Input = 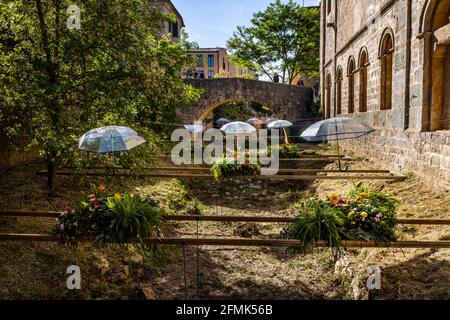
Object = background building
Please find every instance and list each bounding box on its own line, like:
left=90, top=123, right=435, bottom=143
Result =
left=320, top=0, right=450, bottom=188
left=152, top=0, right=185, bottom=42
left=186, top=48, right=253, bottom=79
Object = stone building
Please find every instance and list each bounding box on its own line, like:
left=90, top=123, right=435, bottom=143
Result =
left=186, top=48, right=253, bottom=79
left=320, top=0, right=450, bottom=188
left=151, top=0, right=185, bottom=42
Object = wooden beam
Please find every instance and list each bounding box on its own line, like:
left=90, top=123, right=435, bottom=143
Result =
left=0, top=233, right=450, bottom=248
left=143, top=167, right=391, bottom=174
left=1, top=211, right=450, bottom=226
left=36, top=171, right=404, bottom=180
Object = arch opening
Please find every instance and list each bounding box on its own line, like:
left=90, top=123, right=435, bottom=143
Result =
left=358, top=48, right=369, bottom=113
left=325, top=72, right=332, bottom=119
left=347, top=57, right=356, bottom=114
left=198, top=98, right=273, bottom=128
left=336, top=67, right=343, bottom=115
left=422, top=0, right=450, bottom=131
left=380, top=30, right=394, bottom=111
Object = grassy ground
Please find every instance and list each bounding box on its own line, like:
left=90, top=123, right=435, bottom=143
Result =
left=0, top=148, right=449, bottom=300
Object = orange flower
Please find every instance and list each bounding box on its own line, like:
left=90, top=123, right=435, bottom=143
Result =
left=329, top=194, right=340, bottom=205
left=97, top=185, right=106, bottom=192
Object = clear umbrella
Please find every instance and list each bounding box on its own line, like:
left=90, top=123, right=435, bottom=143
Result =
left=246, top=118, right=264, bottom=127
left=183, top=124, right=205, bottom=133
left=78, top=126, right=146, bottom=175
left=300, top=117, right=374, bottom=171
left=267, top=120, right=293, bottom=145
left=215, top=118, right=231, bottom=125
left=78, top=126, right=146, bottom=153
left=220, top=121, right=257, bottom=134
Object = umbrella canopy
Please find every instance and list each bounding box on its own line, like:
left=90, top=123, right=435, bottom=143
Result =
left=183, top=124, right=205, bottom=133
left=246, top=118, right=264, bottom=126
left=215, top=118, right=231, bottom=124
left=78, top=126, right=146, bottom=153
left=267, top=120, right=293, bottom=129
left=300, top=117, right=374, bottom=142
left=263, top=117, right=279, bottom=124
left=220, top=121, right=257, bottom=134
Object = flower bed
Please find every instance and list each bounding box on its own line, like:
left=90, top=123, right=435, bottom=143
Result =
left=54, top=185, right=165, bottom=244
left=211, top=153, right=261, bottom=182
left=283, top=185, right=399, bottom=257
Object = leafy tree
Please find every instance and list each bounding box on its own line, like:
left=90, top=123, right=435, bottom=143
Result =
left=227, top=1, right=320, bottom=84
left=0, top=0, right=200, bottom=188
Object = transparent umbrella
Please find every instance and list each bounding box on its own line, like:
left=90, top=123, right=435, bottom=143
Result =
left=78, top=126, right=146, bottom=175
left=246, top=118, right=264, bottom=127
left=183, top=124, right=205, bottom=133
left=300, top=117, right=374, bottom=171
left=220, top=121, right=257, bottom=134
left=78, top=126, right=146, bottom=153
left=267, top=120, right=293, bottom=145
left=215, top=118, right=231, bottom=125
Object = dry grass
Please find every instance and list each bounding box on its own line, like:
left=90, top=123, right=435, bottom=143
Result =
left=0, top=149, right=449, bottom=300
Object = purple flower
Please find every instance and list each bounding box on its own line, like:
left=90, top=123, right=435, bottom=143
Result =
left=70, top=209, right=76, bottom=215
left=374, top=213, right=383, bottom=223
left=73, top=221, right=79, bottom=228
left=59, top=223, right=65, bottom=232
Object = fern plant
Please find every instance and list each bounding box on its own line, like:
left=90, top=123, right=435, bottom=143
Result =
left=282, top=198, right=346, bottom=259
left=106, top=195, right=164, bottom=243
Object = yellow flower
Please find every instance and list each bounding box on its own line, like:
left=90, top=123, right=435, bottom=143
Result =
left=361, top=192, right=370, bottom=198
left=114, top=193, right=122, bottom=199
left=348, top=211, right=355, bottom=220
left=329, top=194, right=340, bottom=205
left=361, top=212, right=368, bottom=221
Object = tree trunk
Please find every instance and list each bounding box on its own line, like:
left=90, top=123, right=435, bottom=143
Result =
left=47, top=160, right=57, bottom=190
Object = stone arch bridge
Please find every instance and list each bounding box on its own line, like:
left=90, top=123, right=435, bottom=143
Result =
left=177, top=78, right=318, bottom=124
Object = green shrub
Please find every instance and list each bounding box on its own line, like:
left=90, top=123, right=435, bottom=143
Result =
left=210, top=155, right=260, bottom=182
left=282, top=198, right=345, bottom=258
left=268, top=144, right=303, bottom=158
left=106, top=195, right=164, bottom=243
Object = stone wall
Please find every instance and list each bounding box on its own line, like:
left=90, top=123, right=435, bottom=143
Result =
left=320, top=0, right=450, bottom=188
left=342, top=130, right=450, bottom=189
left=179, top=78, right=316, bottom=124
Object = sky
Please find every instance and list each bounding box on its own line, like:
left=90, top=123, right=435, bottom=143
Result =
left=171, top=0, right=321, bottom=48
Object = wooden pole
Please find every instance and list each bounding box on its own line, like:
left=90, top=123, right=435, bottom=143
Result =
left=0, top=233, right=450, bottom=249
left=1, top=211, right=450, bottom=226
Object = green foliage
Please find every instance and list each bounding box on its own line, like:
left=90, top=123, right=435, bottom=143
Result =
left=211, top=155, right=261, bottom=182
left=282, top=198, right=345, bottom=258
left=283, top=186, right=400, bottom=257
left=0, top=1, right=201, bottom=186
left=268, top=143, right=302, bottom=158
left=107, top=195, right=164, bottom=243
left=227, top=1, right=320, bottom=83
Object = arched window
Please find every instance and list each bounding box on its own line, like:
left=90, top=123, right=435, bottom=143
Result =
left=336, top=67, right=343, bottom=114
left=347, top=57, right=356, bottom=114
left=325, top=72, right=332, bottom=119
left=358, top=48, right=369, bottom=113
left=379, top=29, right=394, bottom=110
left=421, top=0, right=450, bottom=131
